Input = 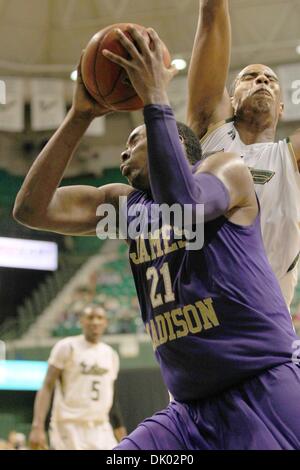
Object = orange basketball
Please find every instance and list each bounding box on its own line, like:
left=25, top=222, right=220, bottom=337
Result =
left=81, top=23, right=171, bottom=111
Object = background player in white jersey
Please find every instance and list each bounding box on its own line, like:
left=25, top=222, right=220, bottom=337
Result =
left=28, top=305, right=127, bottom=450
left=187, top=0, right=300, bottom=307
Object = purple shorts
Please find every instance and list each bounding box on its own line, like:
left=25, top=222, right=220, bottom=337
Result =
left=115, top=363, right=300, bottom=450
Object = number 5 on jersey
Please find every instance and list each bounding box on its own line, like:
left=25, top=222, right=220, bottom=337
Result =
left=91, top=380, right=101, bottom=401
left=146, top=262, right=175, bottom=308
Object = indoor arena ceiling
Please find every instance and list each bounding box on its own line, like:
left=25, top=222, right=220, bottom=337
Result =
left=0, top=0, right=299, bottom=77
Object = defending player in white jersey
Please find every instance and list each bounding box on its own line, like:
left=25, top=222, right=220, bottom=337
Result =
left=187, top=0, right=300, bottom=307
left=29, top=305, right=127, bottom=450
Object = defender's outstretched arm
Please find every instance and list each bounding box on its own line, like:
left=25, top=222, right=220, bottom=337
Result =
left=187, top=0, right=233, bottom=138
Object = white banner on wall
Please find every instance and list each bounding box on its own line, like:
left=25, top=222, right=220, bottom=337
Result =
left=31, top=78, right=66, bottom=130
left=0, top=77, right=24, bottom=131
left=0, top=80, right=6, bottom=104
left=271, top=64, right=300, bottom=122
left=0, top=237, right=58, bottom=271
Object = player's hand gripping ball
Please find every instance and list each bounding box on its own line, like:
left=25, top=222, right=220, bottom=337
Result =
left=81, top=23, right=171, bottom=111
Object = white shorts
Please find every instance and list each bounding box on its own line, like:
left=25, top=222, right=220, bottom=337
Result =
left=279, top=264, right=298, bottom=310
left=49, top=420, right=117, bottom=450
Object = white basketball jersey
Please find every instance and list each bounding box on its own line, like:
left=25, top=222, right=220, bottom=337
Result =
left=201, top=119, right=300, bottom=304
left=48, top=335, right=119, bottom=424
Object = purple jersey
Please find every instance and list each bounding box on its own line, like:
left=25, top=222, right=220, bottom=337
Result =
left=124, top=190, right=298, bottom=402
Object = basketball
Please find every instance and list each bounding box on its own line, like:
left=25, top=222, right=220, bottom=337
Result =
left=81, top=23, right=171, bottom=111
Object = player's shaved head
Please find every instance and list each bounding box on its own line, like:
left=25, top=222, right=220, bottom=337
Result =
left=81, top=304, right=107, bottom=318
left=80, top=304, right=108, bottom=343
left=237, top=64, right=278, bottom=86
left=231, top=64, right=280, bottom=96
left=230, top=63, right=284, bottom=127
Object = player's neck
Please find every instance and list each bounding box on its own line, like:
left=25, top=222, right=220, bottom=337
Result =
left=84, top=335, right=101, bottom=345
left=235, top=119, right=276, bottom=145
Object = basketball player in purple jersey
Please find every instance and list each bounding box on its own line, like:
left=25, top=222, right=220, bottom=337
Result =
left=14, top=27, right=300, bottom=449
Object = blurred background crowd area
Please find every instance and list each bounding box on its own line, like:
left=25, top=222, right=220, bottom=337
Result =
left=52, top=245, right=143, bottom=338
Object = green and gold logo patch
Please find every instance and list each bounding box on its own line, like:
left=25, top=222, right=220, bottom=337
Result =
left=248, top=168, right=275, bottom=185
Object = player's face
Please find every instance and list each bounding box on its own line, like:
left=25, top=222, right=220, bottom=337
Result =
left=232, top=64, right=284, bottom=120
left=120, top=125, right=150, bottom=191
left=81, top=307, right=108, bottom=343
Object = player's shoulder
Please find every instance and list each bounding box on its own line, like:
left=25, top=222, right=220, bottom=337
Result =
left=98, top=341, right=117, bottom=352
left=198, top=151, right=254, bottom=208
left=52, top=335, right=82, bottom=350
left=122, top=188, right=153, bottom=213
left=100, top=183, right=134, bottom=198
left=98, top=341, right=119, bottom=358
left=246, top=137, right=289, bottom=151
left=244, top=138, right=293, bottom=167
left=273, top=137, right=293, bottom=155
left=197, top=151, right=245, bottom=175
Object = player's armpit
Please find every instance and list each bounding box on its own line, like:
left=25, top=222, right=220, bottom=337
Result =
left=188, top=90, right=233, bottom=140
left=14, top=183, right=133, bottom=236
left=187, top=0, right=233, bottom=138
left=288, top=133, right=300, bottom=172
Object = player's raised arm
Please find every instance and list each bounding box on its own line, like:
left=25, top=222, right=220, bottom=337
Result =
left=187, top=0, right=233, bottom=138
left=13, top=56, right=132, bottom=236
